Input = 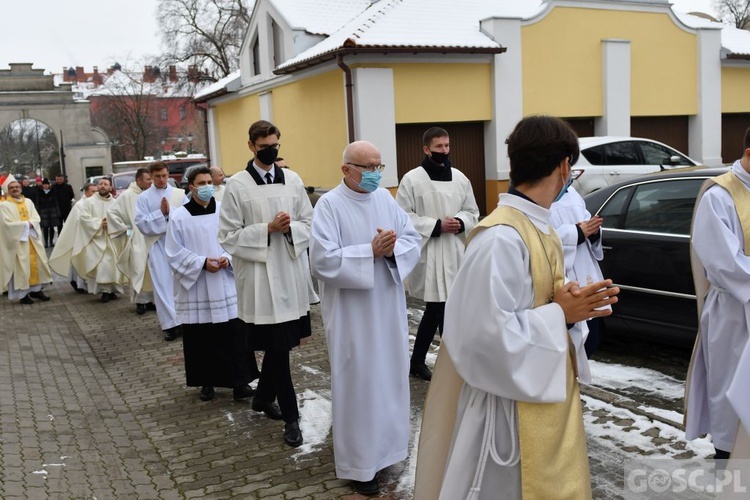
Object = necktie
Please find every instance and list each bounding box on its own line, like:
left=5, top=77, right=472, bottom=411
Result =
left=265, top=172, right=273, bottom=185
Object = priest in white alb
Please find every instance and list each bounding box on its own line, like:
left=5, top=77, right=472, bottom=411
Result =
left=0, top=179, right=53, bottom=304
left=685, top=126, right=750, bottom=461
left=108, top=168, right=154, bottom=315
left=414, top=116, right=620, bottom=500
left=166, top=166, right=258, bottom=402
left=134, top=162, right=186, bottom=340
left=67, top=182, right=98, bottom=293
left=309, top=140, right=421, bottom=497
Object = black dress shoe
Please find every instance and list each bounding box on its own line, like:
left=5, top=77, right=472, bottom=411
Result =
left=410, top=362, right=433, bottom=381
left=19, top=295, right=34, bottom=305
left=284, top=420, right=303, bottom=447
left=199, top=386, right=215, bottom=401
left=163, top=328, right=177, bottom=341
left=75, top=287, right=87, bottom=294
left=146, top=302, right=157, bottom=311
left=29, top=291, right=51, bottom=302
left=108, top=292, right=118, bottom=300
left=251, top=398, right=284, bottom=420
left=100, top=293, right=111, bottom=303
left=70, top=281, right=79, bottom=292
left=352, top=478, right=379, bottom=496
left=136, top=303, right=146, bottom=315
left=232, top=385, right=255, bottom=400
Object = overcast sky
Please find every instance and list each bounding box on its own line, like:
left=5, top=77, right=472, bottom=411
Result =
left=2, top=0, right=720, bottom=75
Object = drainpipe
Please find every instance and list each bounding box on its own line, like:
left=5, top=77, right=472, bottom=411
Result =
left=337, top=54, right=355, bottom=143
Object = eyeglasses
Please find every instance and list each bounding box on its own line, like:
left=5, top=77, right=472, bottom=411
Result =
left=255, top=143, right=281, bottom=151
left=347, top=162, right=385, bottom=173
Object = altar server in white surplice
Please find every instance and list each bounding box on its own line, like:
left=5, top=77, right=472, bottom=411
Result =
left=310, top=141, right=421, bottom=497
left=685, top=127, right=750, bottom=460
left=166, top=166, right=259, bottom=403
left=414, top=116, right=620, bottom=500
left=134, top=162, right=186, bottom=341
left=218, top=120, right=311, bottom=449
left=108, top=168, right=154, bottom=315
left=395, top=126, right=479, bottom=381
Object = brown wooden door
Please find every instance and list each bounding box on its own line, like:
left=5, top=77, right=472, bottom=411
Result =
left=721, top=113, right=750, bottom=164
left=631, top=116, right=689, bottom=154
left=564, top=117, right=596, bottom=138
left=396, top=121, right=487, bottom=215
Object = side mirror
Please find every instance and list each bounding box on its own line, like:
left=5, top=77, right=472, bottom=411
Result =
left=668, top=155, right=681, bottom=166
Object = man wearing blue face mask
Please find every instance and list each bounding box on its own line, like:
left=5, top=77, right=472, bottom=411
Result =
left=396, top=127, right=480, bottom=381
left=218, top=120, right=313, bottom=448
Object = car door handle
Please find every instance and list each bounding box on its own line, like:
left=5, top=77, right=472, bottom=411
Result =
left=602, top=245, right=612, bottom=251
left=608, top=172, right=620, bottom=175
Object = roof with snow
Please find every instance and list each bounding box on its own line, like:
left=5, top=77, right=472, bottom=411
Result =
left=193, top=70, right=241, bottom=102
left=677, top=11, right=750, bottom=58
left=272, top=0, right=374, bottom=35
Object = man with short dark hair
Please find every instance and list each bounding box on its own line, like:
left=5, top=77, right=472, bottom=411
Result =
left=166, top=166, right=259, bottom=402
left=396, top=126, right=479, bottom=381
left=135, top=162, right=186, bottom=340
left=685, top=126, right=750, bottom=460
left=219, top=120, right=312, bottom=448
left=52, top=174, right=75, bottom=235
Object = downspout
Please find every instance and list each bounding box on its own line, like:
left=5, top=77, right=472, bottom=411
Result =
left=337, top=54, right=355, bottom=143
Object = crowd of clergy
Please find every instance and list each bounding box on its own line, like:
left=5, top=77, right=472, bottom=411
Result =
left=0, top=116, right=748, bottom=499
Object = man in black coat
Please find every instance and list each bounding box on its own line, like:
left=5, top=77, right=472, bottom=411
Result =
left=52, top=174, right=75, bottom=235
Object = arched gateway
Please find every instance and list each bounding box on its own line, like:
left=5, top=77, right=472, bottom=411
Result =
left=0, top=63, right=111, bottom=192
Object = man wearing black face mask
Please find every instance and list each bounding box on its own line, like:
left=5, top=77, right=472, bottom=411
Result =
left=395, top=127, right=480, bottom=381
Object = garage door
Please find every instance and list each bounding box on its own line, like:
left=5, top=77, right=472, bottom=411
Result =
left=564, top=117, right=595, bottom=138
left=631, top=116, right=689, bottom=154
left=396, top=121, right=487, bottom=215
left=721, top=113, right=750, bottom=164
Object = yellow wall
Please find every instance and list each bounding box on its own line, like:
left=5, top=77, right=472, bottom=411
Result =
left=214, top=95, right=261, bottom=175
left=389, top=63, right=492, bottom=123
left=722, top=66, right=750, bottom=113
left=522, top=8, right=697, bottom=117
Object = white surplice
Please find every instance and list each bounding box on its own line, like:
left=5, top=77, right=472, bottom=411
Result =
left=309, top=180, right=421, bottom=481
left=134, top=184, right=186, bottom=331
left=436, top=194, right=590, bottom=500
left=685, top=161, right=750, bottom=452
left=395, top=166, right=478, bottom=302
left=217, top=168, right=312, bottom=325
left=107, top=182, right=153, bottom=303
left=165, top=201, right=237, bottom=325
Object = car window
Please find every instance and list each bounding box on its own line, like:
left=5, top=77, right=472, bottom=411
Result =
left=598, top=187, right=633, bottom=229
left=638, top=142, right=692, bottom=166
left=581, top=145, right=605, bottom=165
left=604, top=142, right=641, bottom=165
left=114, top=175, right=134, bottom=191
left=623, top=179, right=705, bottom=235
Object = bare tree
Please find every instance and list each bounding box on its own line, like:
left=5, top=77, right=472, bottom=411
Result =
left=716, top=0, right=750, bottom=29
left=158, top=0, right=253, bottom=82
left=0, top=119, right=59, bottom=177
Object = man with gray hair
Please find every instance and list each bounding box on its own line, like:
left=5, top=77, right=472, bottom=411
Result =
left=310, top=140, right=421, bottom=496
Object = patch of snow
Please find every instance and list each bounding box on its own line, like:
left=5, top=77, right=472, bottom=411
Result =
left=293, top=389, right=333, bottom=459
left=638, top=406, right=685, bottom=426
left=299, top=364, right=324, bottom=376
left=42, top=463, right=65, bottom=467
left=395, top=410, right=422, bottom=496
left=32, top=470, right=48, bottom=475
left=588, top=360, right=685, bottom=401
left=223, top=411, right=235, bottom=425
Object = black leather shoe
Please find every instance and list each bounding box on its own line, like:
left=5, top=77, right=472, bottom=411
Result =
left=410, top=362, right=433, bottom=381
left=108, top=293, right=117, bottom=300
left=232, top=385, right=255, bottom=400
left=146, top=302, right=157, bottom=311
left=70, top=281, right=79, bottom=292
left=100, top=293, right=110, bottom=303
left=29, top=291, right=51, bottom=302
left=136, top=303, right=146, bottom=315
left=75, top=286, right=87, bottom=294
left=199, top=386, right=215, bottom=401
left=163, top=328, right=177, bottom=341
left=352, top=478, right=379, bottom=496
left=284, top=420, right=303, bottom=447
left=251, top=398, right=284, bottom=420
left=19, top=295, right=34, bottom=305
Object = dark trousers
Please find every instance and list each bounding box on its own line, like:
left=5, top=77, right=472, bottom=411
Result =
left=411, top=302, right=446, bottom=365
left=42, top=226, right=55, bottom=247
left=255, top=350, right=299, bottom=423
left=584, top=317, right=603, bottom=359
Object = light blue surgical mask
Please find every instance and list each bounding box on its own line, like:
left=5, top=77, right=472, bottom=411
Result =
left=553, top=172, right=574, bottom=203
left=195, top=184, right=214, bottom=202
left=358, top=170, right=381, bottom=193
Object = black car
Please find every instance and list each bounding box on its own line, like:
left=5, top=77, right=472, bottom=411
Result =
left=583, top=166, right=730, bottom=343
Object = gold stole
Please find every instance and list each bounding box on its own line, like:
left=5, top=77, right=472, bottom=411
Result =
left=471, top=206, right=591, bottom=500
left=712, top=172, right=750, bottom=254
left=10, top=197, right=40, bottom=286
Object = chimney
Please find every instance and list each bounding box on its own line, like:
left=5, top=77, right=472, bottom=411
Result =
left=63, top=67, right=68, bottom=82
left=144, top=65, right=155, bottom=83
left=92, top=66, right=103, bottom=85
left=188, top=64, right=198, bottom=82
left=169, top=65, right=177, bottom=82
left=75, top=66, right=84, bottom=82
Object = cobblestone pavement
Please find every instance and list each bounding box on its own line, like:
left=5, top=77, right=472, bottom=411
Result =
left=0, top=279, right=711, bottom=499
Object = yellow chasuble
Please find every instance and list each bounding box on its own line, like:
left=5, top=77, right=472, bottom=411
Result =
left=415, top=205, right=591, bottom=500
left=0, top=196, right=52, bottom=291
left=10, top=197, right=40, bottom=286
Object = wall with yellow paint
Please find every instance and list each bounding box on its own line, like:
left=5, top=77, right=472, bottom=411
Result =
left=389, top=63, right=492, bottom=123
left=522, top=7, right=697, bottom=117
left=722, top=66, right=750, bottom=113
left=214, top=95, right=260, bottom=175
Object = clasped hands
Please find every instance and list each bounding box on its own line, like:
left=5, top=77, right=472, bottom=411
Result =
left=205, top=256, right=230, bottom=273
left=372, top=228, right=396, bottom=259
left=553, top=279, right=620, bottom=324
left=440, top=216, right=461, bottom=234
left=268, top=211, right=291, bottom=234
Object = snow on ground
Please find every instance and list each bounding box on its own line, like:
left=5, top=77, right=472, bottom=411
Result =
left=293, top=389, right=333, bottom=460
left=637, top=405, right=684, bottom=426
left=588, top=359, right=685, bottom=401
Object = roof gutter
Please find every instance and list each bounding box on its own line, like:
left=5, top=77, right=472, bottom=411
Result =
left=274, top=46, right=506, bottom=75
left=336, top=54, right=356, bottom=143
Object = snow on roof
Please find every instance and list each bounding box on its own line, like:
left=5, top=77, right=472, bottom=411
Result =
left=193, top=70, right=241, bottom=100
left=673, top=11, right=750, bottom=58
left=272, top=0, right=373, bottom=35
left=277, top=0, right=544, bottom=71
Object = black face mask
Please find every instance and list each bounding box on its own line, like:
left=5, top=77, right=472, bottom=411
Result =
left=255, top=147, right=278, bottom=166
left=429, top=151, right=449, bottom=165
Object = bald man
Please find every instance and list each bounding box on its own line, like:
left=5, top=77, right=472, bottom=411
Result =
left=210, top=166, right=225, bottom=202
left=309, top=141, right=421, bottom=496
